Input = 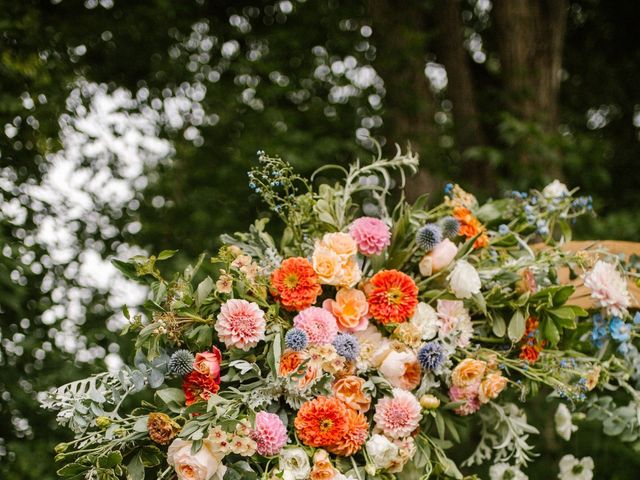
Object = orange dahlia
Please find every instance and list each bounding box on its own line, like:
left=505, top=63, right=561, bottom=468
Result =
left=367, top=270, right=418, bottom=325
left=453, top=206, right=488, bottom=249
left=294, top=396, right=349, bottom=447
left=326, top=407, right=368, bottom=456
left=271, top=257, right=322, bottom=311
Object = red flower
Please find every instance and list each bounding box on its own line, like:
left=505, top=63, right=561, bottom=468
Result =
left=367, top=270, right=418, bottom=325
left=271, top=257, right=322, bottom=311
left=182, top=371, right=220, bottom=405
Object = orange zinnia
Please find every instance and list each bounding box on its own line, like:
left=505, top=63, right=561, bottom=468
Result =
left=271, top=257, right=322, bottom=311
left=294, top=396, right=349, bottom=447
left=453, top=206, right=488, bottom=249
left=327, top=407, right=368, bottom=456
left=367, top=270, right=418, bottom=325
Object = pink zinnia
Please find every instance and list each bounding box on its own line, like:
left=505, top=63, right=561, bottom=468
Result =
left=251, top=411, right=288, bottom=456
left=584, top=260, right=630, bottom=317
left=373, top=388, right=422, bottom=438
left=216, top=299, right=266, bottom=351
left=293, top=307, right=338, bottom=345
left=449, top=385, right=481, bottom=416
left=349, top=217, right=391, bottom=256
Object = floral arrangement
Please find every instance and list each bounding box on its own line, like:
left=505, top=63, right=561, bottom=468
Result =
left=43, top=147, right=639, bottom=480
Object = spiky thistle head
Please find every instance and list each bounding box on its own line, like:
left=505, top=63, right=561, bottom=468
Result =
left=440, top=216, right=460, bottom=240
left=417, top=342, right=445, bottom=371
left=168, top=349, right=195, bottom=376
left=332, top=333, right=360, bottom=360
left=416, top=224, right=442, bottom=251
left=285, top=328, right=308, bottom=351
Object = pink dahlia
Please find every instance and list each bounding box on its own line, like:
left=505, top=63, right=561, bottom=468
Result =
left=251, top=411, right=288, bottom=456
left=584, top=260, right=630, bottom=317
left=373, top=388, right=422, bottom=438
left=449, top=385, right=481, bottom=416
left=293, top=307, right=338, bottom=345
left=349, top=217, right=391, bottom=256
left=216, top=299, right=266, bottom=351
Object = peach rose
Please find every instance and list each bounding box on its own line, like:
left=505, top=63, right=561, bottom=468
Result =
left=451, top=358, right=487, bottom=388
left=332, top=375, right=371, bottom=413
left=167, top=438, right=226, bottom=480
left=323, top=288, right=369, bottom=332
left=379, top=350, right=421, bottom=390
left=279, top=349, right=319, bottom=389
left=310, top=450, right=336, bottom=480
left=429, top=238, right=458, bottom=272
left=321, top=232, right=357, bottom=259
left=193, top=347, right=222, bottom=379
left=478, top=372, right=508, bottom=403
left=312, top=244, right=342, bottom=285
left=337, top=257, right=362, bottom=288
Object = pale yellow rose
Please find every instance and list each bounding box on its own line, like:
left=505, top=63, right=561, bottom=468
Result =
left=337, top=257, right=362, bottom=288
left=167, top=438, right=226, bottom=480
left=321, top=232, right=358, bottom=259
left=451, top=358, right=487, bottom=388
left=312, top=244, right=342, bottom=285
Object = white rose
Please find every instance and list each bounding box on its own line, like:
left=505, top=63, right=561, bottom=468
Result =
left=554, top=403, right=578, bottom=441
left=410, top=302, right=440, bottom=340
left=448, top=260, right=481, bottom=299
left=378, top=350, right=419, bottom=390
left=365, top=434, right=399, bottom=470
left=542, top=179, right=569, bottom=199
left=167, top=439, right=226, bottom=480
left=278, top=447, right=311, bottom=480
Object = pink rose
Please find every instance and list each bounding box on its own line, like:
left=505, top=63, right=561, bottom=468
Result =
left=429, top=239, right=458, bottom=272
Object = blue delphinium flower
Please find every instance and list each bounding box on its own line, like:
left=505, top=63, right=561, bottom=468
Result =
left=417, top=341, right=445, bottom=371
left=444, top=183, right=454, bottom=195
left=333, top=333, right=360, bottom=360
left=634, top=312, right=640, bottom=325
left=498, top=224, right=510, bottom=235
left=416, top=224, right=442, bottom=252
left=285, top=328, right=308, bottom=351
left=590, top=313, right=608, bottom=347
left=609, top=317, right=631, bottom=342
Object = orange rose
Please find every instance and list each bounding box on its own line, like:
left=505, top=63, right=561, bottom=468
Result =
left=321, top=232, right=357, bottom=259
left=279, top=349, right=318, bottom=389
left=310, top=450, right=336, bottom=480
left=332, top=375, right=371, bottom=413
left=478, top=372, right=508, bottom=403
left=451, top=358, right=487, bottom=388
left=323, top=288, right=369, bottom=331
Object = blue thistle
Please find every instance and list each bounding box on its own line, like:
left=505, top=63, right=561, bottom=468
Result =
left=168, top=350, right=195, bottom=376
left=416, top=224, right=442, bottom=251
left=417, top=342, right=445, bottom=371
left=440, top=216, right=460, bottom=239
left=285, top=328, right=308, bottom=351
left=333, top=333, right=360, bottom=360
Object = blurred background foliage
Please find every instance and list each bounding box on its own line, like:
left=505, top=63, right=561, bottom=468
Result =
left=1, top=0, right=639, bottom=478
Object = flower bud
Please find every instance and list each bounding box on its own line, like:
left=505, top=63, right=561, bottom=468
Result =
left=54, top=442, right=69, bottom=454
left=95, top=416, right=111, bottom=429
left=419, top=394, right=441, bottom=410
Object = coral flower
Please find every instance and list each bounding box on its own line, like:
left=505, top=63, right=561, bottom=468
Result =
left=193, top=347, right=222, bottom=380
left=451, top=359, right=487, bottom=388
left=327, top=407, right=368, bottom=456
left=294, top=396, right=349, bottom=447
left=332, top=375, right=371, bottom=413
left=271, top=257, right=322, bottom=311
left=453, top=206, right=488, bottom=249
left=373, top=388, right=422, bottom=438
left=367, top=270, right=419, bottom=325
left=323, top=288, right=369, bottom=332
left=278, top=349, right=319, bottom=389
left=183, top=371, right=220, bottom=406
left=449, top=385, right=481, bottom=416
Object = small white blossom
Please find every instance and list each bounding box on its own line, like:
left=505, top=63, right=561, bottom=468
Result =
left=558, top=455, right=594, bottom=480
left=410, top=302, right=440, bottom=340
left=278, top=447, right=311, bottom=480
left=554, top=404, right=578, bottom=441
left=490, top=463, right=528, bottom=480
left=542, top=179, right=570, bottom=199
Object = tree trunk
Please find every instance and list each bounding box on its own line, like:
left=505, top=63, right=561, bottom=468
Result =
left=434, top=0, right=485, bottom=149
left=493, top=0, right=568, bottom=129
left=368, top=0, right=438, bottom=198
